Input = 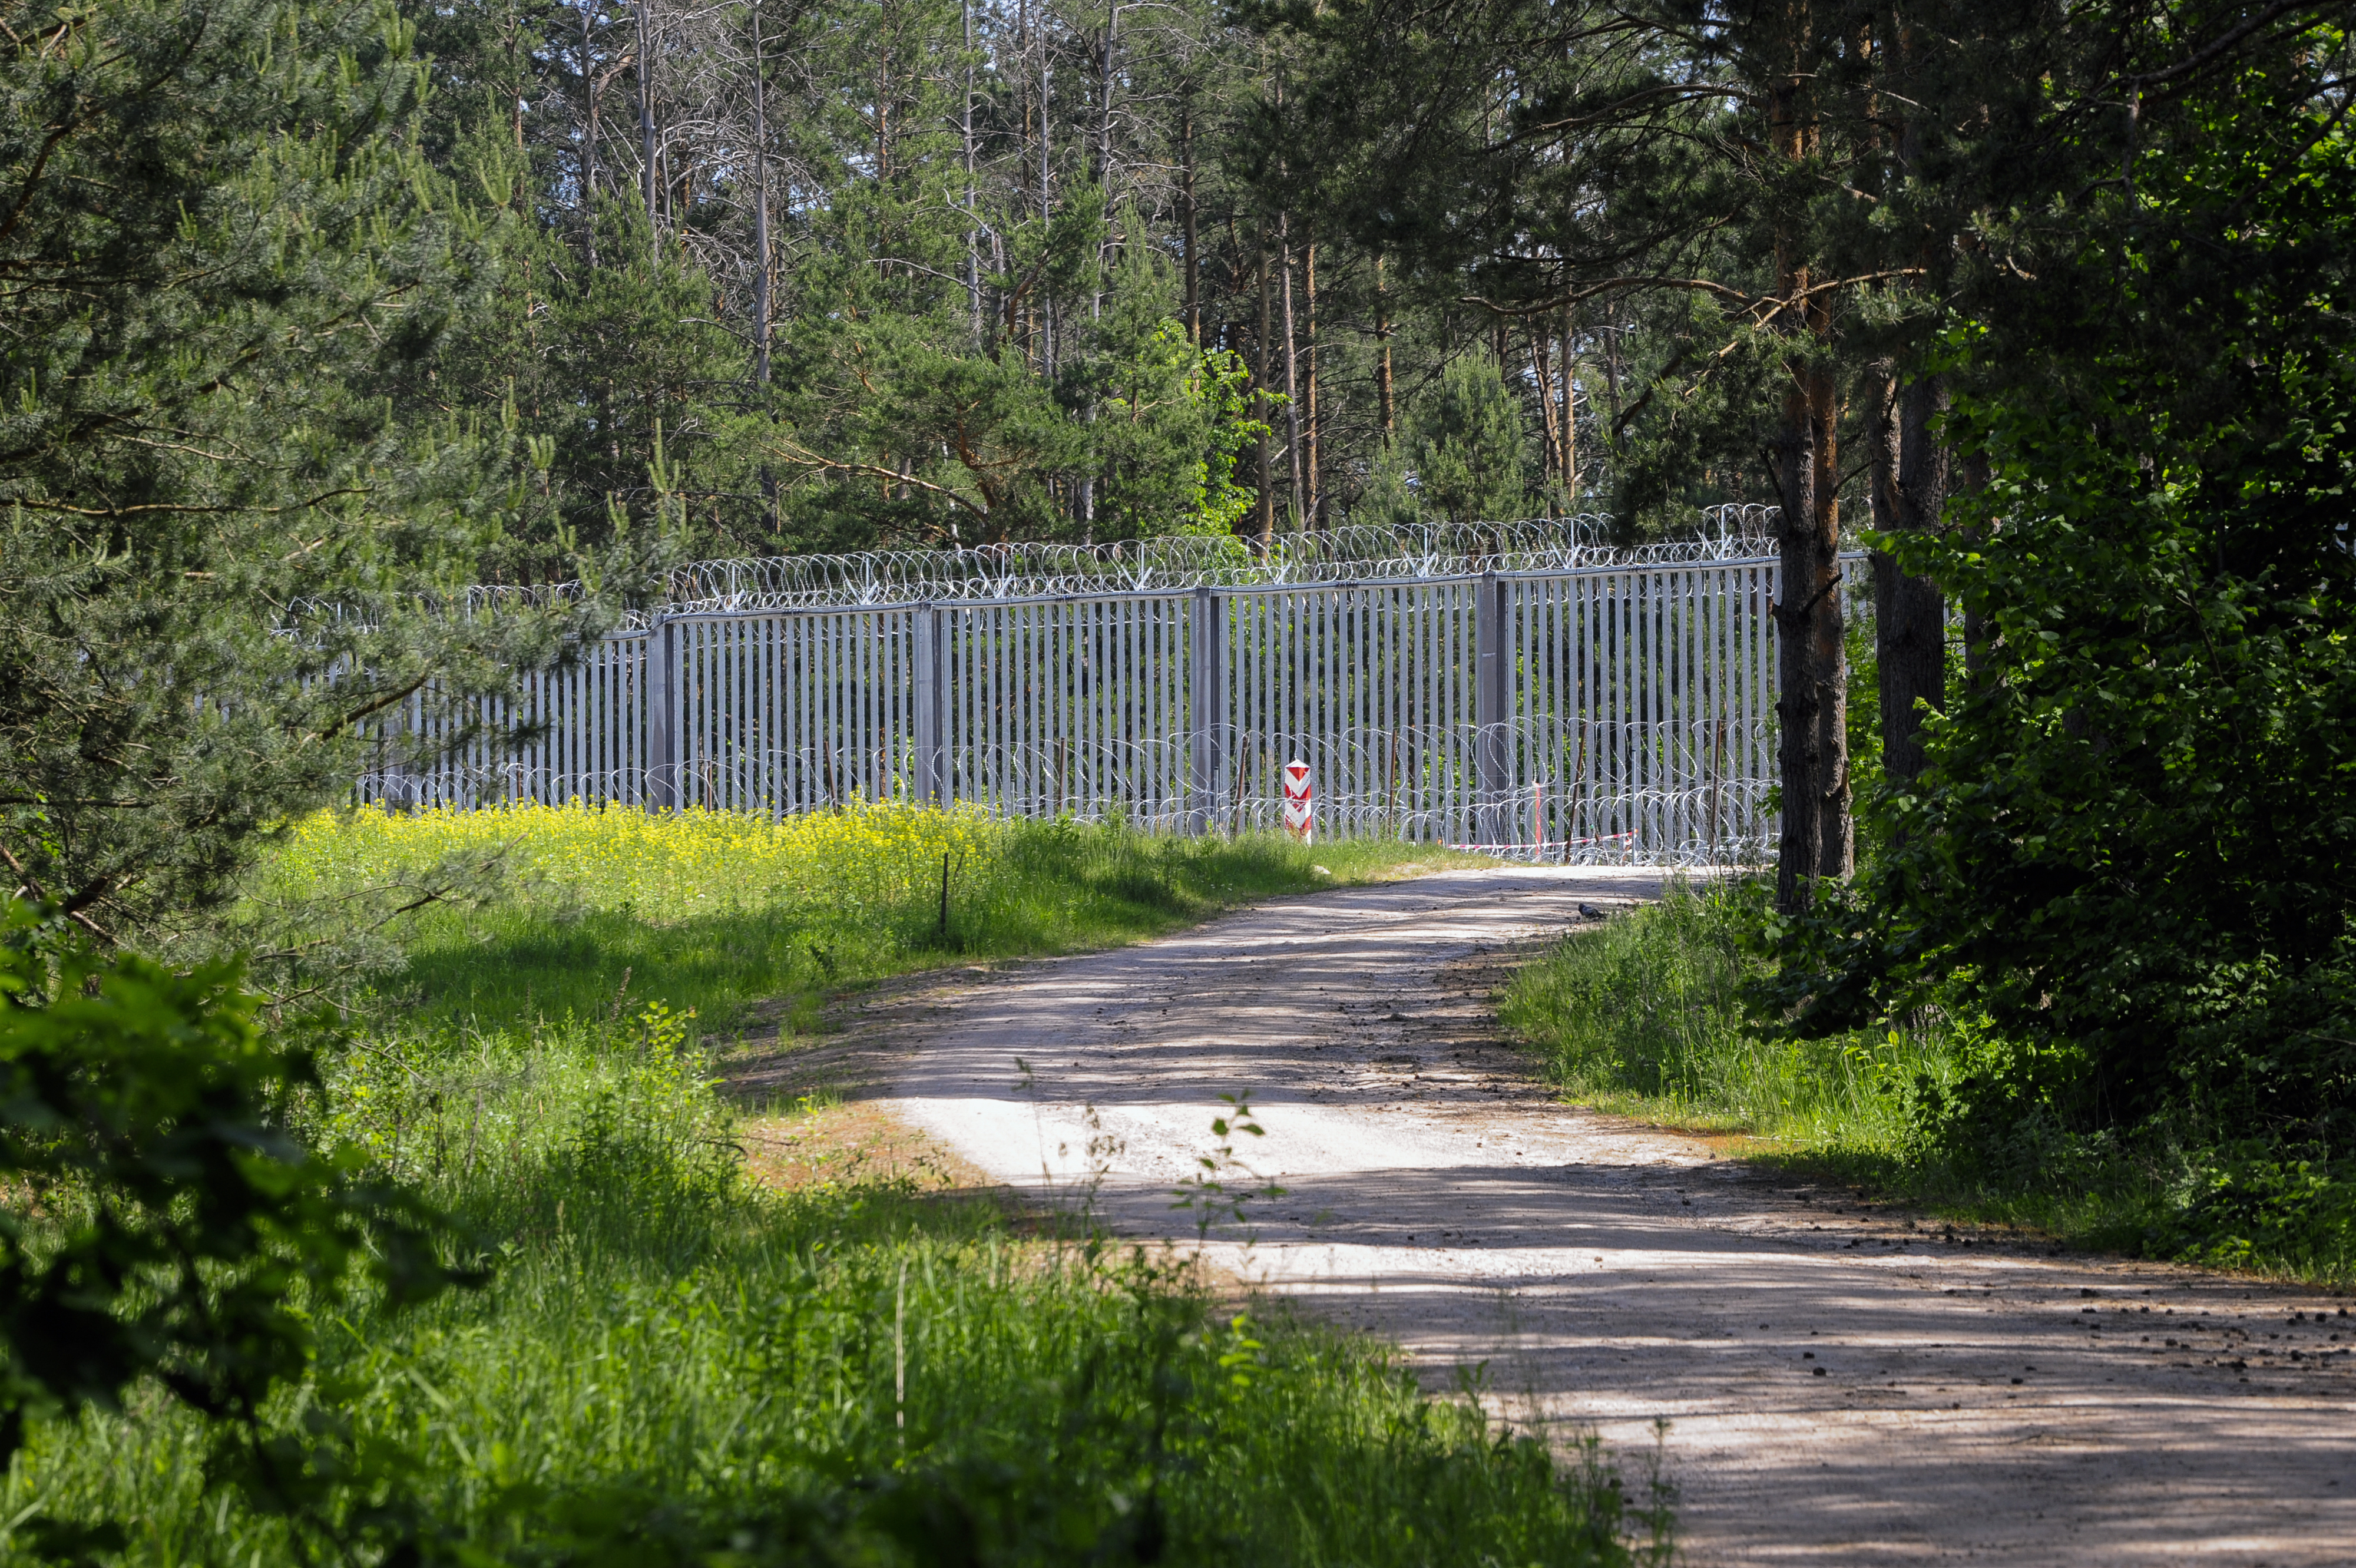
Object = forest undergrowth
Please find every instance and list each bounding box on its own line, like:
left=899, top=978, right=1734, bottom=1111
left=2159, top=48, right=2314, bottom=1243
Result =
left=6, top=808, right=1672, bottom=1565
left=1500, top=882, right=2356, bottom=1286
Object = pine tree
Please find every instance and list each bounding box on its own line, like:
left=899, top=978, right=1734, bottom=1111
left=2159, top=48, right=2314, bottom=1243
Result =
left=0, top=0, right=633, bottom=940
left=1267, top=0, right=1869, bottom=900
left=435, top=168, right=755, bottom=571
left=1407, top=354, right=1534, bottom=525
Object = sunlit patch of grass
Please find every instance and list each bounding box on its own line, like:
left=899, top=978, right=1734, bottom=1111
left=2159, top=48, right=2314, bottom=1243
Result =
left=1498, top=881, right=2356, bottom=1285
left=1497, top=880, right=1960, bottom=1152
left=6, top=979, right=1668, bottom=1566
left=0, top=809, right=1667, bottom=1562
left=266, top=802, right=1477, bottom=1040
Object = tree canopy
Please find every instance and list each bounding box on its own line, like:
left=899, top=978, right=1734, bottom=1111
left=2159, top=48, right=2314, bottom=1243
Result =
left=1764, top=18, right=2356, bottom=1155
left=0, top=0, right=652, bottom=942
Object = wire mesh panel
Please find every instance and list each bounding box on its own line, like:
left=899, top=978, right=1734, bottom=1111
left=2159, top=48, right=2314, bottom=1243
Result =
left=667, top=608, right=923, bottom=811
left=358, top=552, right=1811, bottom=866
left=358, top=631, right=651, bottom=809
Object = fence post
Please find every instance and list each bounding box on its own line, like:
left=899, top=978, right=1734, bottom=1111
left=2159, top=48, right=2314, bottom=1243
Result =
left=914, top=604, right=947, bottom=806
left=648, top=616, right=680, bottom=812
left=1188, top=585, right=1223, bottom=836
left=1475, top=570, right=1509, bottom=845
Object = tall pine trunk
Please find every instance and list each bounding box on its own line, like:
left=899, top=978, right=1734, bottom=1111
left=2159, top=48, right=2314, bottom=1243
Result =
left=637, top=0, right=657, bottom=229
left=1303, top=241, right=1319, bottom=524
left=1769, top=4, right=1851, bottom=911
left=962, top=0, right=980, bottom=343
left=1256, top=226, right=1275, bottom=550
left=1280, top=213, right=1302, bottom=524
left=750, top=0, right=770, bottom=388
left=1871, top=29, right=1948, bottom=789
left=1180, top=101, right=1198, bottom=342
left=1875, top=374, right=1948, bottom=785
left=1775, top=349, right=1851, bottom=908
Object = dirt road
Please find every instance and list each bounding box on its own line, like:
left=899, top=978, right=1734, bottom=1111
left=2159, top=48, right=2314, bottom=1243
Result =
left=851, top=867, right=2354, bottom=1564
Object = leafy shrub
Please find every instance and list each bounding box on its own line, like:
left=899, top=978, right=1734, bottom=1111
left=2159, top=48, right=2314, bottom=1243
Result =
left=0, top=901, right=475, bottom=1559
left=1749, top=31, right=2356, bottom=1265
left=2159, top=1146, right=2356, bottom=1276
left=1501, top=881, right=1954, bottom=1147
left=1513, top=880, right=2356, bottom=1279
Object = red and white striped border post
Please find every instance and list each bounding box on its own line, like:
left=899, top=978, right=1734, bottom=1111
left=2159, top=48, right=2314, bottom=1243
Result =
left=1281, top=760, right=1313, bottom=845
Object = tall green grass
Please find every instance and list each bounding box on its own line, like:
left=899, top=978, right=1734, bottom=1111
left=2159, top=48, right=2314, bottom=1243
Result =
left=1499, top=881, right=2356, bottom=1282
left=9, top=990, right=1667, bottom=1565
left=4, top=811, right=1667, bottom=1563
left=264, top=803, right=1468, bottom=1040
left=1498, top=881, right=1960, bottom=1150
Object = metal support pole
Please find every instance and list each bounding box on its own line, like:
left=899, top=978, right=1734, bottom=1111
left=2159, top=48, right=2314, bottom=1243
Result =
left=915, top=604, right=948, bottom=806
left=1188, top=585, right=1224, bottom=835
left=1475, top=571, right=1508, bottom=845
left=649, top=616, right=680, bottom=811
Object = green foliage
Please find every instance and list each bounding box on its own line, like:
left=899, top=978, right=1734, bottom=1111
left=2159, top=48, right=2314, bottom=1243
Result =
left=1403, top=354, right=1534, bottom=525
left=440, top=183, right=756, bottom=567
left=1500, top=884, right=1954, bottom=1148
left=1079, top=245, right=1269, bottom=540
left=2161, top=1147, right=2356, bottom=1278
left=0, top=902, right=471, bottom=1474
left=1352, top=441, right=1421, bottom=528
left=6, top=937, right=1665, bottom=1565
left=1504, top=885, right=2356, bottom=1281
left=1600, top=295, right=1786, bottom=535
left=1268, top=0, right=1870, bottom=528
left=772, top=307, right=1085, bottom=548
left=1844, top=600, right=1884, bottom=859
left=0, top=0, right=640, bottom=940
left=386, top=0, right=1596, bottom=550
left=770, top=216, right=1264, bottom=546
left=267, top=809, right=1471, bottom=1041
left=1761, top=31, right=2356, bottom=1157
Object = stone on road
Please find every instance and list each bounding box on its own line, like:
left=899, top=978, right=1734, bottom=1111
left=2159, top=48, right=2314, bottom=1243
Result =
left=875, top=867, right=2354, bottom=1566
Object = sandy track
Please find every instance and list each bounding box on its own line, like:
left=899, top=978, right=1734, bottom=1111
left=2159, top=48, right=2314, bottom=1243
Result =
left=851, top=868, right=2354, bottom=1564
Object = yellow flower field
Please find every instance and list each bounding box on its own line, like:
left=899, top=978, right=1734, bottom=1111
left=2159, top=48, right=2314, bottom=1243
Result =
left=263, top=800, right=1458, bottom=1043
left=273, top=798, right=1003, bottom=918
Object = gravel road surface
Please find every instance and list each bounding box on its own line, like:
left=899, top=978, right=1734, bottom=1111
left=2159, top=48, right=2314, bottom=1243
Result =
left=863, top=867, right=2356, bottom=1564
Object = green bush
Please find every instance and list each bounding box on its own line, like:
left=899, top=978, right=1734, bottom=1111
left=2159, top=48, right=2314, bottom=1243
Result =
left=1499, top=882, right=1956, bottom=1149
left=0, top=902, right=479, bottom=1559
left=2163, top=1147, right=2356, bottom=1276
left=1506, top=881, right=2356, bottom=1281
left=1748, top=22, right=2356, bottom=1277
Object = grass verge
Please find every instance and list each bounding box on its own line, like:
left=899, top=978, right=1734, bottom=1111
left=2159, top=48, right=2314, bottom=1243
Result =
left=9, top=809, right=1668, bottom=1563
left=12, top=969, right=1666, bottom=1564
left=264, top=802, right=1473, bottom=1043
left=1498, top=880, right=2356, bottom=1286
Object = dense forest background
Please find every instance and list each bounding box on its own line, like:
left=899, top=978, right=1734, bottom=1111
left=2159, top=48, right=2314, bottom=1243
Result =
left=5, top=0, right=2348, bottom=998
left=405, top=0, right=1633, bottom=577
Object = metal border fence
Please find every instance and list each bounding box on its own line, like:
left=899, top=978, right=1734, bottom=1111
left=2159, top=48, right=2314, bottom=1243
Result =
left=363, top=544, right=1828, bottom=868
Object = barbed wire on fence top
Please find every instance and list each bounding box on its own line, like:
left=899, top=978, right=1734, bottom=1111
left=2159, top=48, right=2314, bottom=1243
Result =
left=446, top=506, right=1783, bottom=623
